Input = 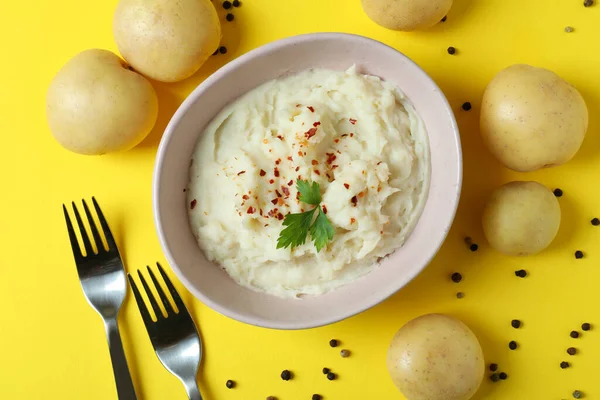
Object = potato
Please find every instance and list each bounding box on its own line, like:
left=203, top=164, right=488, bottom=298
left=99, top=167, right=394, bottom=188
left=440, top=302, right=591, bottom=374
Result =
left=480, top=64, right=588, bottom=172
left=387, top=314, right=484, bottom=400
left=46, top=49, right=158, bottom=155
left=361, top=0, right=453, bottom=31
left=113, top=0, right=221, bottom=83
left=482, top=181, right=561, bottom=256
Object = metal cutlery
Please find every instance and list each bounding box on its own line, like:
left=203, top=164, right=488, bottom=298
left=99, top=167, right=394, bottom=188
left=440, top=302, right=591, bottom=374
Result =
left=63, top=198, right=138, bottom=400
left=128, top=263, right=203, bottom=400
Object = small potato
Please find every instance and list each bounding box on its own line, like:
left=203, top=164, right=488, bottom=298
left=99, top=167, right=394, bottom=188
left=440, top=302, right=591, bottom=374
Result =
left=480, top=64, right=588, bottom=172
left=387, top=314, right=484, bottom=400
left=482, top=181, right=561, bottom=256
left=361, top=0, right=453, bottom=31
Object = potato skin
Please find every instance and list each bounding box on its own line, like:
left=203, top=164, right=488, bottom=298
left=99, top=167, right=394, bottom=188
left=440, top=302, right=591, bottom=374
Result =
left=482, top=181, right=561, bottom=256
left=480, top=64, right=588, bottom=172
left=386, top=314, right=484, bottom=400
left=361, top=0, right=453, bottom=31
left=113, top=0, right=221, bottom=83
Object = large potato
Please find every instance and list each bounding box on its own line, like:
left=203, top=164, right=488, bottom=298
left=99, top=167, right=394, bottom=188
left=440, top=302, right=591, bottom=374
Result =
left=46, top=49, right=158, bottom=155
left=480, top=64, right=588, bottom=172
left=113, top=0, right=221, bottom=83
left=361, top=0, right=453, bottom=31
left=482, top=181, right=561, bottom=256
left=387, top=314, right=484, bottom=400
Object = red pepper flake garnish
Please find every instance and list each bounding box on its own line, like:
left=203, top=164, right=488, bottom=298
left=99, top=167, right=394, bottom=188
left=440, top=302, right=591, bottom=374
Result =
left=265, top=224, right=269, bottom=227
left=287, top=180, right=293, bottom=186
left=358, top=191, right=365, bottom=198
left=242, top=194, right=249, bottom=200
left=282, top=186, right=290, bottom=196
left=301, top=208, right=305, bottom=212
left=295, top=166, right=300, bottom=172
left=344, top=183, right=350, bottom=189
left=304, top=127, right=317, bottom=140
left=287, top=156, right=293, bottom=161
left=341, top=133, right=348, bottom=138
left=336, top=150, right=341, bottom=154
left=326, top=153, right=337, bottom=165
left=298, top=151, right=304, bottom=157
left=263, top=139, right=269, bottom=144
left=277, top=213, right=284, bottom=220
left=277, top=135, right=284, bottom=141
left=260, top=209, right=263, bottom=216
left=296, top=104, right=301, bottom=107
left=275, top=159, right=281, bottom=165
left=334, top=139, right=339, bottom=143
left=247, top=207, right=255, bottom=214
left=268, top=209, right=277, bottom=217
left=377, top=187, right=382, bottom=192
left=298, top=175, right=302, bottom=181
left=190, top=199, right=197, bottom=209
left=326, top=173, right=331, bottom=180
left=238, top=212, right=242, bottom=216
left=380, top=231, right=383, bottom=235
left=350, top=218, right=356, bottom=224
left=275, top=190, right=282, bottom=198
left=322, top=205, right=328, bottom=214
left=349, top=118, right=357, bottom=125
left=237, top=171, right=246, bottom=176
left=332, top=165, right=339, bottom=169
left=312, top=160, right=318, bottom=166
left=377, top=161, right=382, bottom=165
left=269, top=179, right=275, bottom=184
left=351, top=196, right=358, bottom=206
left=313, top=121, right=321, bottom=127
left=350, top=133, right=354, bottom=137
left=307, top=106, right=315, bottom=112
left=314, top=169, right=321, bottom=175
left=260, top=169, right=266, bottom=176
left=271, top=199, right=278, bottom=205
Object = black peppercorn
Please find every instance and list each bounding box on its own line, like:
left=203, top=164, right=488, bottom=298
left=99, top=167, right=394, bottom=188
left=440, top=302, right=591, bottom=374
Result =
left=226, top=380, right=235, bottom=389
left=567, top=347, right=577, bottom=355
left=226, top=13, right=234, bottom=21
left=490, top=373, right=500, bottom=382
left=451, top=272, right=462, bottom=283
left=571, top=331, right=580, bottom=338
left=462, top=102, right=472, bottom=111
left=584, top=0, right=594, bottom=7
left=509, top=341, right=518, bottom=350
left=575, top=250, right=584, bottom=259
left=281, top=370, right=292, bottom=381
left=219, top=46, right=227, bottom=54
left=329, top=339, right=339, bottom=347
left=469, top=243, right=479, bottom=252
left=223, top=1, right=232, bottom=9
left=322, top=367, right=330, bottom=375
left=447, top=46, right=456, bottom=55
left=456, top=292, right=465, bottom=299
left=582, top=323, right=591, bottom=331
left=591, top=218, right=600, bottom=226
left=573, top=390, right=584, bottom=399
left=499, top=372, right=508, bottom=380
left=327, top=372, right=336, bottom=380
left=515, top=269, right=527, bottom=278
left=267, top=397, right=277, bottom=400
left=233, top=0, right=241, bottom=6
left=511, top=319, right=521, bottom=329
left=489, top=363, right=498, bottom=372
left=561, top=361, right=570, bottom=369
left=554, top=188, right=563, bottom=197
left=312, top=395, right=322, bottom=400
left=441, top=15, right=447, bottom=22
left=340, top=349, right=350, bottom=358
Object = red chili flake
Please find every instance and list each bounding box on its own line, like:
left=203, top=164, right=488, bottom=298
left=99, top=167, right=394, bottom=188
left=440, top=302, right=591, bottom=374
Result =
left=260, top=209, right=263, bottom=216
left=326, top=173, right=331, bottom=180
left=332, top=165, right=339, bottom=169
left=275, top=159, right=281, bottom=165
left=341, top=134, right=348, bottom=138
left=313, top=121, right=321, bottom=127
left=322, top=205, right=328, bottom=214
left=349, top=118, right=357, bottom=125
left=247, top=207, right=255, bottom=214
left=287, top=156, right=293, bottom=161
left=301, top=208, right=305, bottom=212
left=344, top=183, right=350, bottom=189
left=362, top=170, right=365, bottom=175
left=271, top=198, right=278, bottom=205
left=377, top=187, right=382, bottom=192
left=297, top=175, right=302, bottom=180
left=260, top=169, right=266, bottom=176
left=380, top=231, right=383, bottom=235
left=350, top=133, right=354, bottom=137
left=298, top=151, right=304, bottom=157
left=312, top=160, right=318, bottom=166
left=287, top=180, right=293, bottom=186
left=295, top=166, right=300, bottom=172
left=238, top=212, right=242, bottom=216
left=307, top=106, right=315, bottom=112
left=277, top=213, right=284, bottom=220
left=269, top=149, right=272, bottom=153
left=336, top=150, right=341, bottom=154
left=264, top=224, right=269, bottom=227
left=274, top=168, right=280, bottom=177
left=242, top=195, right=249, bottom=200
left=350, top=217, right=356, bottom=224
left=275, top=190, right=282, bottom=198
left=282, top=186, right=290, bottom=196
left=190, top=200, right=197, bottom=209
left=263, top=139, right=269, bottom=144
left=358, top=191, right=365, bottom=198
left=237, top=171, right=246, bottom=176
left=326, top=153, right=337, bottom=165
left=377, top=161, right=382, bottom=165
left=269, top=179, right=275, bottom=184
left=296, top=191, right=301, bottom=199
left=268, top=209, right=277, bottom=217
left=334, top=139, right=339, bottom=143
left=296, top=104, right=301, bottom=107
left=351, top=196, right=358, bottom=206
left=314, top=169, right=321, bottom=175
left=278, top=198, right=284, bottom=206
left=277, top=135, right=284, bottom=141
left=304, top=127, right=317, bottom=140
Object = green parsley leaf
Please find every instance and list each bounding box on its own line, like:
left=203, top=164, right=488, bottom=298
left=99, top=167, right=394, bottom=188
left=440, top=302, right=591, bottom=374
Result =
left=276, top=180, right=335, bottom=252
left=310, top=206, right=335, bottom=252
left=297, top=179, right=321, bottom=205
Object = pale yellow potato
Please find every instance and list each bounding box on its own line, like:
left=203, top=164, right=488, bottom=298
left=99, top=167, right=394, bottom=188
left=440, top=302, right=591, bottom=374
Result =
left=113, top=0, right=221, bottom=83
left=387, top=314, right=484, bottom=400
left=480, top=64, right=588, bottom=172
left=46, top=49, right=158, bottom=155
left=482, top=181, right=561, bottom=256
left=361, top=0, right=453, bottom=31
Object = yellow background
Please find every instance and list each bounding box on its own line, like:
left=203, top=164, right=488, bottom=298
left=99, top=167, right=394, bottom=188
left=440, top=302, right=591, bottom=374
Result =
left=1, top=0, right=599, bottom=399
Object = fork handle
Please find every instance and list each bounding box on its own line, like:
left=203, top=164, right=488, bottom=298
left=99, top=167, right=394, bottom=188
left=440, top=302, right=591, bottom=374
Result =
left=105, top=318, right=138, bottom=400
left=183, top=378, right=203, bottom=400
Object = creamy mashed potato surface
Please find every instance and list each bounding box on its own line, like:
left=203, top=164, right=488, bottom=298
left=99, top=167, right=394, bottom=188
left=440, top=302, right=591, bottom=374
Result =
left=187, top=67, right=430, bottom=298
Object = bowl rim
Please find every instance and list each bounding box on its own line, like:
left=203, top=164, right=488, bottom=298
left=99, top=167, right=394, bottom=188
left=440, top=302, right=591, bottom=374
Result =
left=153, top=32, right=462, bottom=329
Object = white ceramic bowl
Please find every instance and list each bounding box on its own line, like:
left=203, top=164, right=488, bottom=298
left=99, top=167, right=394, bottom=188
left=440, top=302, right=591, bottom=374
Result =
left=153, top=33, right=462, bottom=330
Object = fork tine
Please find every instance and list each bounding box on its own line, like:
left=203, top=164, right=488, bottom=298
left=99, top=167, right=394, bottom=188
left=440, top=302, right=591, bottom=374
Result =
left=92, top=197, right=117, bottom=251
left=72, top=202, right=94, bottom=257
left=63, top=205, right=83, bottom=260
left=82, top=199, right=105, bottom=253
left=138, top=270, right=164, bottom=320
left=156, top=262, right=186, bottom=312
left=128, top=274, right=154, bottom=326
left=147, top=266, right=175, bottom=316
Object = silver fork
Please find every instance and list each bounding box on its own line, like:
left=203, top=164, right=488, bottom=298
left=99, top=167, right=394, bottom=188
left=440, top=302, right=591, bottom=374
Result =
left=63, top=198, right=138, bottom=400
left=128, top=263, right=203, bottom=400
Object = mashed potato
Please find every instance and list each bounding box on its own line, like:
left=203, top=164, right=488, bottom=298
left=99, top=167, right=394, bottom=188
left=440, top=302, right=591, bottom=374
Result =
left=187, top=67, right=430, bottom=298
